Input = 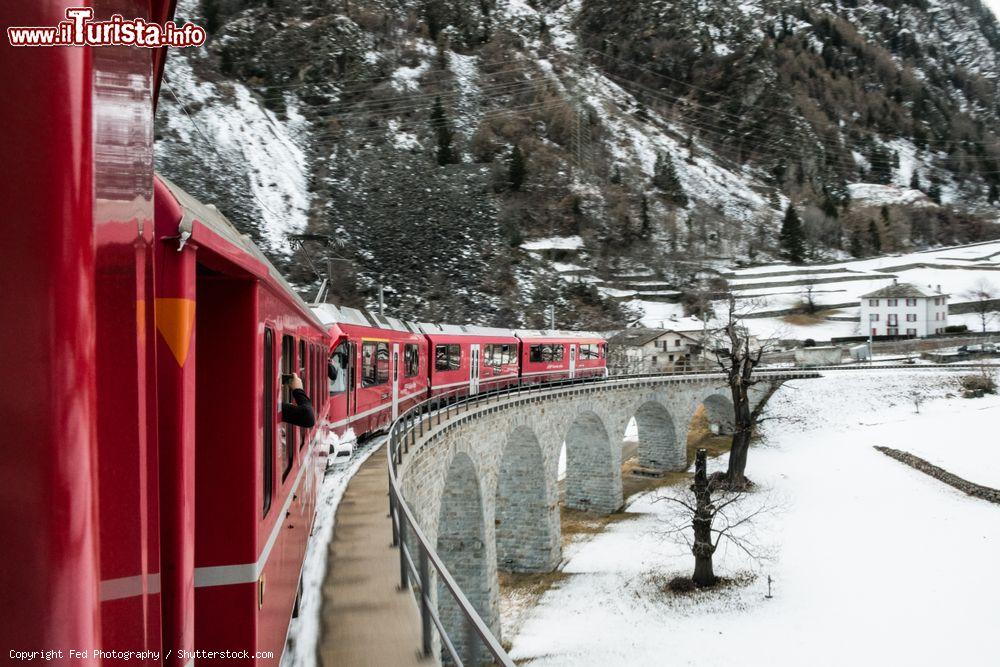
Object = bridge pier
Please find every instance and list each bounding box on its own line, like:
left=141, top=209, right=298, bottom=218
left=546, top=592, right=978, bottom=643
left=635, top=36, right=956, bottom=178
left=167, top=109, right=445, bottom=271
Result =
left=565, top=410, right=623, bottom=515
left=496, top=426, right=560, bottom=572
left=436, top=452, right=500, bottom=665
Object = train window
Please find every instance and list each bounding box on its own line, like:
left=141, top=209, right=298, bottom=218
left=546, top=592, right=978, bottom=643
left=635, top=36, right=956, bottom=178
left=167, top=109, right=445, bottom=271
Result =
left=329, top=342, right=349, bottom=394
left=580, top=344, right=599, bottom=360
left=280, top=335, right=295, bottom=480
left=529, top=345, right=543, bottom=363
left=504, top=344, right=514, bottom=365
left=404, top=343, right=419, bottom=377
left=434, top=344, right=460, bottom=371
left=299, top=340, right=308, bottom=449
left=552, top=345, right=565, bottom=362
left=362, top=341, right=390, bottom=387
left=376, top=342, right=390, bottom=384
left=263, top=328, right=274, bottom=517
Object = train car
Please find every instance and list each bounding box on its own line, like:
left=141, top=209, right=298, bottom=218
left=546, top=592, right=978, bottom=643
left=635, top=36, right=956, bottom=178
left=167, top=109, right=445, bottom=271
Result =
left=2, top=1, right=174, bottom=662
left=419, top=324, right=521, bottom=397
left=315, top=304, right=429, bottom=439
left=515, top=330, right=608, bottom=384
left=154, top=175, right=332, bottom=664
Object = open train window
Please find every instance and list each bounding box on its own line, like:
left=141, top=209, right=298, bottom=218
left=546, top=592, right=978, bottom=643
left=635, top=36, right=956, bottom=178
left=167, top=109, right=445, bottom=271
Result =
left=298, top=340, right=308, bottom=449
left=280, top=334, right=295, bottom=480
left=529, top=344, right=543, bottom=363
left=329, top=342, right=349, bottom=394
left=263, top=328, right=274, bottom=517
left=362, top=340, right=390, bottom=387
left=434, top=344, right=461, bottom=371
left=552, top=344, right=565, bottom=362
left=404, top=343, right=419, bottom=377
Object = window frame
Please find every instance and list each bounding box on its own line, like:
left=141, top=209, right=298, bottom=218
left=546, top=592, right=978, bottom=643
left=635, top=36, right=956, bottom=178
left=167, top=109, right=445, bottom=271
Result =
left=404, top=342, right=420, bottom=378
left=434, top=343, right=461, bottom=372
left=262, top=328, right=275, bottom=517
left=362, top=340, right=390, bottom=387
left=280, top=334, right=295, bottom=481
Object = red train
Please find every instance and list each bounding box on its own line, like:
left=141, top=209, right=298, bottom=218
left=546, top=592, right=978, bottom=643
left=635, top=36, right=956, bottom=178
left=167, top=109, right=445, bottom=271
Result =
left=314, top=309, right=608, bottom=442
left=0, top=1, right=605, bottom=665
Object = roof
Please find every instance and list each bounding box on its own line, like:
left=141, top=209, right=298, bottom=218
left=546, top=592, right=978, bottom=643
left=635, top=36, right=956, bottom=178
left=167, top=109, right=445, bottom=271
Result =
left=513, top=329, right=604, bottom=340
left=607, top=327, right=701, bottom=347
left=157, top=174, right=325, bottom=330
left=860, top=282, right=947, bottom=299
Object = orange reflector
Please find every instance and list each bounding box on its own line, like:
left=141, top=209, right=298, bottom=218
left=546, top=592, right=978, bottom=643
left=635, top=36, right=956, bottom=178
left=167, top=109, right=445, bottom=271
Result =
left=155, top=298, right=195, bottom=366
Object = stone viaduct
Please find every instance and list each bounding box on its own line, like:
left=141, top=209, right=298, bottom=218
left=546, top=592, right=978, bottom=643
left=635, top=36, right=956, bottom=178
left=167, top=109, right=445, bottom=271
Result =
left=395, top=371, right=814, bottom=662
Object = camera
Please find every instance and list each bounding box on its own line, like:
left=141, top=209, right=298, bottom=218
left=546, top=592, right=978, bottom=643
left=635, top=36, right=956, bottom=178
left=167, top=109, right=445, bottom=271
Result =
left=281, top=374, right=294, bottom=385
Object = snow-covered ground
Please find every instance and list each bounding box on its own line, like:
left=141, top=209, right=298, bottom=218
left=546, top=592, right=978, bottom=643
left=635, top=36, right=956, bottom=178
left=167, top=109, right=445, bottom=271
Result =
left=507, top=369, right=1000, bottom=666
left=281, top=433, right=382, bottom=667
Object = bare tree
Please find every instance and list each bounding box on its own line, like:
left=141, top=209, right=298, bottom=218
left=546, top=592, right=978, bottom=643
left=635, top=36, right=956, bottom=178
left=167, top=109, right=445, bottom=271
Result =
left=801, top=281, right=818, bottom=315
left=658, top=449, right=774, bottom=588
left=962, top=279, right=998, bottom=333
left=910, top=389, right=925, bottom=414
left=711, top=296, right=782, bottom=489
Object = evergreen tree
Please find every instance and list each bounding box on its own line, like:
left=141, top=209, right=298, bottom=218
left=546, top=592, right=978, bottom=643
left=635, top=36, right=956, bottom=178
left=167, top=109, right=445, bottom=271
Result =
left=869, top=144, right=893, bottom=184
left=779, top=204, right=806, bottom=264
left=639, top=194, right=652, bottom=238
left=508, top=144, right=526, bottom=191
left=909, top=170, right=921, bottom=191
left=849, top=229, right=864, bottom=257
left=653, top=153, right=688, bottom=207
left=927, top=179, right=942, bottom=204
left=430, top=96, right=457, bottom=166
left=989, top=182, right=999, bottom=204
left=868, top=219, right=882, bottom=254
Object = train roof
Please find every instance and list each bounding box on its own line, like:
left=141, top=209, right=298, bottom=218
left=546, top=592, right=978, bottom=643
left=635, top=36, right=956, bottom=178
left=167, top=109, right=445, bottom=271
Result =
left=312, top=303, right=423, bottom=334
left=157, top=174, right=325, bottom=330
left=513, top=329, right=606, bottom=340
left=417, top=323, right=518, bottom=338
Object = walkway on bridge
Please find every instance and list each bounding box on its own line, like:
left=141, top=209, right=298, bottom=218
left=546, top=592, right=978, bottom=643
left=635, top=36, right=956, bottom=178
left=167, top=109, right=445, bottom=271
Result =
left=319, top=444, right=427, bottom=667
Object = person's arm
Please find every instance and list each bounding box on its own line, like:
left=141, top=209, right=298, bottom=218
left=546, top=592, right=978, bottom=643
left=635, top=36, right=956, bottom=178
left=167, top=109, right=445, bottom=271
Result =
left=280, top=374, right=316, bottom=428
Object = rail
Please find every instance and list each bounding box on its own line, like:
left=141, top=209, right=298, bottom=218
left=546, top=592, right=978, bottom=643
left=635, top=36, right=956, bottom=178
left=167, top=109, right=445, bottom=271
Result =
left=384, top=360, right=990, bottom=664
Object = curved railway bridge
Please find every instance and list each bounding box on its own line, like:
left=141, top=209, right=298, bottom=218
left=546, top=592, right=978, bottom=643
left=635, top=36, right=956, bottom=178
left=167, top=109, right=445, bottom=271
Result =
left=387, top=369, right=818, bottom=664
left=323, top=364, right=985, bottom=665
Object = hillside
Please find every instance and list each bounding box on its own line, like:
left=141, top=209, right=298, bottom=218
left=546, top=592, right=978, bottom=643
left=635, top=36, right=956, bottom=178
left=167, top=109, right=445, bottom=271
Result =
left=154, top=0, right=1000, bottom=328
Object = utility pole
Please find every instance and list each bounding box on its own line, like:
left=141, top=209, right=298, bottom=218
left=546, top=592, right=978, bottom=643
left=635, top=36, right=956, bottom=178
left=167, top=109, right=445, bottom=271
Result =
left=378, top=284, right=385, bottom=315
left=548, top=304, right=555, bottom=330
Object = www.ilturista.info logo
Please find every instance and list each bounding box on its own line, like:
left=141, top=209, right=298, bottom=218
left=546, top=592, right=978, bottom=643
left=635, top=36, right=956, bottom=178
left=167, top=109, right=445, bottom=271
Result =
left=7, top=8, right=206, bottom=48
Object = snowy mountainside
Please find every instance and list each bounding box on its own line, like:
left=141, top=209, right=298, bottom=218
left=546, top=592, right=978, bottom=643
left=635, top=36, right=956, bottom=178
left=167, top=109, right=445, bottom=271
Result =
left=155, top=0, right=1000, bottom=328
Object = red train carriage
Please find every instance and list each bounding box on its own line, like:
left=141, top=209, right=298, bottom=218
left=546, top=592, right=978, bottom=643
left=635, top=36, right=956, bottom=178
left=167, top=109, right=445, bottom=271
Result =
left=2, top=0, right=173, bottom=661
left=154, top=175, right=331, bottom=664
left=515, top=331, right=608, bottom=384
left=419, top=324, right=521, bottom=397
left=315, top=305, right=429, bottom=440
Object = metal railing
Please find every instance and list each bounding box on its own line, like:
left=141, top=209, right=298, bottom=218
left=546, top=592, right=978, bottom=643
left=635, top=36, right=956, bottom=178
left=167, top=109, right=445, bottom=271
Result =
left=383, top=359, right=988, bottom=664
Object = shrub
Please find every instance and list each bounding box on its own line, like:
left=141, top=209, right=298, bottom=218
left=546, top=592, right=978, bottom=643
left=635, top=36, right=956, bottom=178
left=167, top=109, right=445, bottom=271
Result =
left=667, top=576, right=696, bottom=593
left=960, top=373, right=997, bottom=398
left=944, top=324, right=968, bottom=334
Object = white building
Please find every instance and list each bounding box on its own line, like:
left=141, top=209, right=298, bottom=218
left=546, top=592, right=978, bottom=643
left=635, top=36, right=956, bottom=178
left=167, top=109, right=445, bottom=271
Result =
left=859, top=282, right=949, bottom=337
left=607, top=327, right=706, bottom=373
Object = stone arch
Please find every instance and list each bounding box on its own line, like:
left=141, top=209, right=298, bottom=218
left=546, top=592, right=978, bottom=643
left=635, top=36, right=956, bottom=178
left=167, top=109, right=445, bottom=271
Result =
left=701, top=393, right=735, bottom=435
left=495, top=425, right=560, bottom=572
left=436, top=452, right=498, bottom=663
left=633, top=400, right=681, bottom=473
left=564, top=410, right=622, bottom=514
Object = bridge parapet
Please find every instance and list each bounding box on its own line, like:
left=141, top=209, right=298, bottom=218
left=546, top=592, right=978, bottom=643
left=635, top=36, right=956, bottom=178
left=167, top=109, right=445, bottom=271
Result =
left=386, top=370, right=818, bottom=665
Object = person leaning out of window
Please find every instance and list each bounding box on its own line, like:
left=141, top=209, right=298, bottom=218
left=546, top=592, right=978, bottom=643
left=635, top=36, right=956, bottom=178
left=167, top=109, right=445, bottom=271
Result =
left=281, top=373, right=316, bottom=428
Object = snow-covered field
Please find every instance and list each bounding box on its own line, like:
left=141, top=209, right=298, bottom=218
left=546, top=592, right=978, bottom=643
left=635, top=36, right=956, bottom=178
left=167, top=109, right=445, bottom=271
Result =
left=507, top=369, right=1000, bottom=666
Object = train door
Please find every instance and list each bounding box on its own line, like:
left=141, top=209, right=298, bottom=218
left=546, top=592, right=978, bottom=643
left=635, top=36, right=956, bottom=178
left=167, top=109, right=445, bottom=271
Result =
left=470, top=344, right=481, bottom=395
left=391, top=343, right=400, bottom=420
left=569, top=344, right=577, bottom=379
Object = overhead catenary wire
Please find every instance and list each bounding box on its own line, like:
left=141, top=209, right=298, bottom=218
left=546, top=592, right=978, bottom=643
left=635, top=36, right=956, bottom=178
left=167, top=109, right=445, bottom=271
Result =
left=586, top=47, right=1000, bottom=151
